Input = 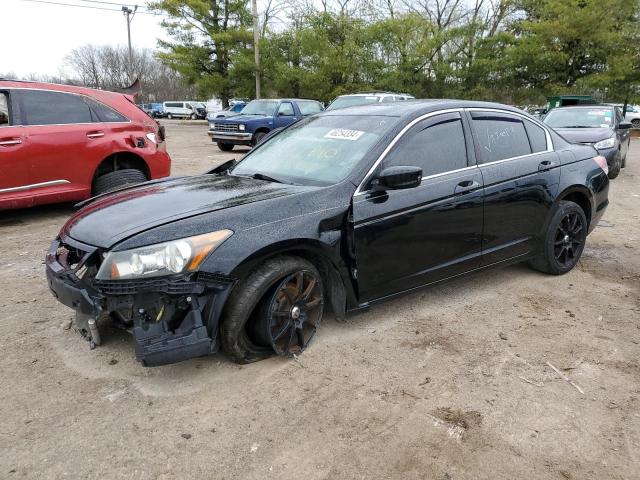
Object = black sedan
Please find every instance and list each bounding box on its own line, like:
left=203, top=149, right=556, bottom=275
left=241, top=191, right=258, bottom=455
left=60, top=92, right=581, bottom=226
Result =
left=543, top=105, right=632, bottom=179
left=46, top=100, right=609, bottom=366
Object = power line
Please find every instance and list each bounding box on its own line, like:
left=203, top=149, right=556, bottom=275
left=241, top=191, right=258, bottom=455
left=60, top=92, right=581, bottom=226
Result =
left=12, top=0, right=165, bottom=15
left=77, top=0, right=139, bottom=6
left=15, top=0, right=121, bottom=11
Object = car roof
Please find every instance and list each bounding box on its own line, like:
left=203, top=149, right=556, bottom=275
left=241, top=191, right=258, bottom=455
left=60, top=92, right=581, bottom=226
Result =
left=551, top=105, right=614, bottom=111
left=249, top=98, right=320, bottom=103
left=319, top=99, right=533, bottom=118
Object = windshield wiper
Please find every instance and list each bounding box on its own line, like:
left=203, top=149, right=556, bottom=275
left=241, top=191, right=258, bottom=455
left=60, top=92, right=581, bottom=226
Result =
left=251, top=172, right=284, bottom=184
left=560, top=125, right=597, bottom=128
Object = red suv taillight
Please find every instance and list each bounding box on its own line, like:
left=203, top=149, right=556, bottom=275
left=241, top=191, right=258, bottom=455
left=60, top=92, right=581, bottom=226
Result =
left=593, top=155, right=608, bottom=175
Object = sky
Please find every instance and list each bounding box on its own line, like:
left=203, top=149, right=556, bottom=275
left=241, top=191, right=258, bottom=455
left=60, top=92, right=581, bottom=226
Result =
left=2, top=0, right=170, bottom=77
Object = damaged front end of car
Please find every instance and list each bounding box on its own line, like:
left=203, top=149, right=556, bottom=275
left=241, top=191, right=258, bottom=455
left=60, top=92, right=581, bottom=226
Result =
left=45, top=233, right=235, bottom=366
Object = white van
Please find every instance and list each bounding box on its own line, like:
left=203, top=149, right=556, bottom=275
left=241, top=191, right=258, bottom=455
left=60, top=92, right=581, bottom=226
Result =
left=163, top=101, right=200, bottom=119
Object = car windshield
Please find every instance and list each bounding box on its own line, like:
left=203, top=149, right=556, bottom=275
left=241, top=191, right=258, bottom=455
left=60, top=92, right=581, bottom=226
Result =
left=544, top=108, right=613, bottom=128
left=231, top=115, right=398, bottom=186
left=326, top=96, right=380, bottom=111
left=240, top=100, right=279, bottom=116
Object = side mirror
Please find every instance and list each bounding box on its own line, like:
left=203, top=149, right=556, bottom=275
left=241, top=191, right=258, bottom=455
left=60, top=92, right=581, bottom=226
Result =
left=619, top=121, right=632, bottom=130
left=372, top=166, right=422, bottom=191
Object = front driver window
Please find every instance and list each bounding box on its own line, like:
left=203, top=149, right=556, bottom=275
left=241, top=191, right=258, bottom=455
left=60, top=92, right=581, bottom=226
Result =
left=384, top=116, right=468, bottom=177
left=278, top=103, right=294, bottom=116
left=0, top=93, right=9, bottom=126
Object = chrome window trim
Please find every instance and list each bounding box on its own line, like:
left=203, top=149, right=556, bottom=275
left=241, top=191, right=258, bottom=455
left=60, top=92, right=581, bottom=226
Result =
left=1, top=86, right=132, bottom=126
left=0, top=179, right=70, bottom=194
left=354, top=108, right=463, bottom=196
left=354, top=106, right=556, bottom=197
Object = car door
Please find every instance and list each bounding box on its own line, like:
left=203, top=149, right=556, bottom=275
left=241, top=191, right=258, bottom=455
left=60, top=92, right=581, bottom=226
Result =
left=352, top=111, right=484, bottom=302
left=614, top=107, right=630, bottom=157
left=467, top=109, right=560, bottom=265
left=273, top=102, right=298, bottom=128
left=0, top=90, right=34, bottom=208
left=15, top=88, right=112, bottom=201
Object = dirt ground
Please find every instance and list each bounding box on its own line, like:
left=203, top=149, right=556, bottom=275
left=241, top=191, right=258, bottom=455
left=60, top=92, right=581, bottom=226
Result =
left=1, top=120, right=639, bottom=480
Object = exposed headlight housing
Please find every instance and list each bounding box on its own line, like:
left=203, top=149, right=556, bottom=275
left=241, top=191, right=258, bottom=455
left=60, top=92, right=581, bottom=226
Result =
left=594, top=137, right=615, bottom=150
left=96, top=230, right=233, bottom=280
left=238, top=124, right=245, bottom=131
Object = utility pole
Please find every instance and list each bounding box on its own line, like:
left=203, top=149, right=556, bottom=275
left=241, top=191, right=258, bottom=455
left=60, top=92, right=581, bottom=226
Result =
left=251, top=0, right=261, bottom=99
left=122, top=5, right=138, bottom=66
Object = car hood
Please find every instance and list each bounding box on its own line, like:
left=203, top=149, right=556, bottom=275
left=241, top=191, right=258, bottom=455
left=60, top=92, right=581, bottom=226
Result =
left=552, top=127, right=613, bottom=144
left=62, top=175, right=307, bottom=249
left=217, top=114, right=271, bottom=123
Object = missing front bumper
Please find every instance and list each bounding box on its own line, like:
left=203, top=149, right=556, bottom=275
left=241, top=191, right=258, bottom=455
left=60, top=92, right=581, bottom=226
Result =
left=46, top=240, right=234, bottom=366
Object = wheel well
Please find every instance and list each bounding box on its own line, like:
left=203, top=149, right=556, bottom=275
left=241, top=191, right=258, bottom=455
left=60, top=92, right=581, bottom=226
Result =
left=231, top=247, right=348, bottom=320
left=254, top=127, right=270, bottom=135
left=559, top=191, right=592, bottom=227
left=93, top=152, right=150, bottom=183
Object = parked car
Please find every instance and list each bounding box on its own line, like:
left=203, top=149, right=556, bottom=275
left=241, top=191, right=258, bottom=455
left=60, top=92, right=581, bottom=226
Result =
left=622, top=104, right=640, bottom=129
left=543, top=105, right=631, bottom=179
left=139, top=102, right=165, bottom=118
left=46, top=100, right=609, bottom=366
left=163, top=101, right=204, bottom=120
left=0, top=80, right=171, bottom=210
left=325, top=92, right=415, bottom=111
left=191, top=102, right=207, bottom=120
left=207, top=102, right=247, bottom=119
left=207, top=98, right=323, bottom=151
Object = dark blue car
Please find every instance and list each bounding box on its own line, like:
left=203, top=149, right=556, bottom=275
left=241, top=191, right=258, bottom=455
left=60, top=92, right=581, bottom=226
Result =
left=207, top=99, right=323, bottom=151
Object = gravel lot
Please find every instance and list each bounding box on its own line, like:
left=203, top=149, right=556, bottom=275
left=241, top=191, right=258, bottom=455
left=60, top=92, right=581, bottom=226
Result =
left=1, top=120, right=639, bottom=479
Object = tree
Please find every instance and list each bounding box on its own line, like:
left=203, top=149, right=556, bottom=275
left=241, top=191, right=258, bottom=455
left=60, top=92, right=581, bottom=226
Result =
left=148, top=0, right=254, bottom=106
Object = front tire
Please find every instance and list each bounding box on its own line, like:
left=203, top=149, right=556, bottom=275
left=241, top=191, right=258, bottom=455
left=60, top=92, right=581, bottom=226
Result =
left=608, top=153, right=621, bottom=179
left=529, top=201, right=587, bottom=275
left=167, top=113, right=173, bottom=119
left=221, top=256, right=324, bottom=364
left=190, top=113, right=197, bottom=120
left=252, top=131, right=267, bottom=147
left=217, top=142, right=234, bottom=152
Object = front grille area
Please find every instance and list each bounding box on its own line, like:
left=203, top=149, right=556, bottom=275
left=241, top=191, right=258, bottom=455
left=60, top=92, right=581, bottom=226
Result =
left=213, top=123, right=239, bottom=132
left=93, top=272, right=234, bottom=295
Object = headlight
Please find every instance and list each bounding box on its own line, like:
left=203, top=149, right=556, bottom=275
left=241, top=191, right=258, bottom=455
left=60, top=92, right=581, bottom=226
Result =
left=145, top=133, right=157, bottom=144
left=238, top=124, right=245, bottom=131
left=96, top=230, right=233, bottom=280
left=594, top=137, right=615, bottom=149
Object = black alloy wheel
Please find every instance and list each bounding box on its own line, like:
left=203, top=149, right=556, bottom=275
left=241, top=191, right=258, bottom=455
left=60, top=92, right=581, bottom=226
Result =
left=256, top=270, right=323, bottom=356
left=529, top=200, right=587, bottom=275
left=553, top=211, right=586, bottom=269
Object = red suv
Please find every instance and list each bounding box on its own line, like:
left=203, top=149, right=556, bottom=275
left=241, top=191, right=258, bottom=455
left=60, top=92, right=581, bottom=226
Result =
left=0, top=80, right=171, bottom=210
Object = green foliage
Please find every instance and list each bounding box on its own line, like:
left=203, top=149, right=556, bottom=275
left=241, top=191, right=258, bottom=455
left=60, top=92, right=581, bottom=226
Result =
left=152, top=0, right=640, bottom=105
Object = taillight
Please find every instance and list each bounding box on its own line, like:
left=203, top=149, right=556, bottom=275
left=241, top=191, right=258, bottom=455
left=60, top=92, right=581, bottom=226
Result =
left=593, top=155, right=608, bottom=175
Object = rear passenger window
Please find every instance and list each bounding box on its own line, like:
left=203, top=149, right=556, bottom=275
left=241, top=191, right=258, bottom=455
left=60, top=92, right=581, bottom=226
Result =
left=384, top=116, right=468, bottom=177
left=471, top=114, right=532, bottom=163
left=0, top=93, right=9, bottom=126
left=84, top=97, right=128, bottom=123
left=20, top=90, right=92, bottom=125
left=523, top=119, right=548, bottom=153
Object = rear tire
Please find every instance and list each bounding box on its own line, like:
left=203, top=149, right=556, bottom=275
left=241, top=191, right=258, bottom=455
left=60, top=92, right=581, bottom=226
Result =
left=217, top=142, right=234, bottom=152
left=93, top=169, right=147, bottom=196
left=528, top=201, right=587, bottom=275
left=220, top=256, right=323, bottom=364
left=632, top=119, right=640, bottom=129
left=167, top=113, right=173, bottom=119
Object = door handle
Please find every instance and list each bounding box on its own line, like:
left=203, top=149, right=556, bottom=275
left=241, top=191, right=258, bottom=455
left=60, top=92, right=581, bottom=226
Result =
left=454, top=180, right=480, bottom=194
left=538, top=160, right=557, bottom=171
left=86, top=131, right=105, bottom=139
left=0, top=138, right=22, bottom=146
